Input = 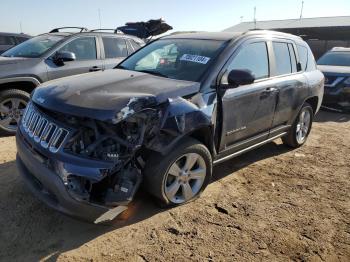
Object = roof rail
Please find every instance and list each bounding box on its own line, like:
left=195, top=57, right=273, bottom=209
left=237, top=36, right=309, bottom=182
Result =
left=49, top=27, right=88, bottom=33
left=89, top=29, right=124, bottom=34
left=90, top=29, right=115, bottom=32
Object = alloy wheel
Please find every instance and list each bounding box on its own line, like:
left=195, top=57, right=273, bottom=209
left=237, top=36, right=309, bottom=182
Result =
left=164, top=153, right=207, bottom=204
left=296, top=109, right=311, bottom=144
left=0, top=98, right=27, bottom=132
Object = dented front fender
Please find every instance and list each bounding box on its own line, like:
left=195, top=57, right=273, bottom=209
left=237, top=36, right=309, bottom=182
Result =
left=145, top=93, right=217, bottom=154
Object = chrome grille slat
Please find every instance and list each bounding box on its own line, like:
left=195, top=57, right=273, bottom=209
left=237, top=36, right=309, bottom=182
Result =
left=20, top=103, right=69, bottom=153
left=34, top=118, right=48, bottom=142
left=24, top=110, right=35, bottom=131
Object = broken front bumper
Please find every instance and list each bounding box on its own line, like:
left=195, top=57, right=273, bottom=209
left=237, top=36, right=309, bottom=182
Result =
left=16, top=132, right=125, bottom=223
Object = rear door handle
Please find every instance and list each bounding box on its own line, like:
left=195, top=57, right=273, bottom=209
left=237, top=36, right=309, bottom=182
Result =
left=89, top=66, right=102, bottom=72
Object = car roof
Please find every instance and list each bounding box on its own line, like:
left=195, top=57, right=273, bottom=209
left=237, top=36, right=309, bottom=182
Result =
left=0, top=32, right=31, bottom=38
left=330, top=47, right=350, bottom=52
left=163, top=30, right=302, bottom=42
left=40, top=31, right=143, bottom=42
left=164, top=32, right=242, bottom=41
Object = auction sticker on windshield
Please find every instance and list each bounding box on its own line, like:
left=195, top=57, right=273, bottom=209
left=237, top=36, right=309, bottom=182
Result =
left=180, top=54, right=210, bottom=64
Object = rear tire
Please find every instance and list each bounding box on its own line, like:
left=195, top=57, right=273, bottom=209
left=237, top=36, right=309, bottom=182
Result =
left=282, top=102, right=313, bottom=148
left=144, top=138, right=212, bottom=207
left=0, top=89, right=30, bottom=136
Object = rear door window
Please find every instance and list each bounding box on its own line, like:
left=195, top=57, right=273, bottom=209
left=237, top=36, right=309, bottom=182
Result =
left=59, top=37, right=97, bottom=60
left=228, top=42, right=269, bottom=80
left=272, top=42, right=292, bottom=75
left=102, top=37, right=128, bottom=58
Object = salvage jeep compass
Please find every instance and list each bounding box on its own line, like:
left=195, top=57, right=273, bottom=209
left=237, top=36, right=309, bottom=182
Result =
left=16, top=31, right=324, bottom=223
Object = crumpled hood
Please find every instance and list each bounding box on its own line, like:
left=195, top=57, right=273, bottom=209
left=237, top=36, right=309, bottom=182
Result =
left=32, top=69, right=200, bottom=122
left=317, top=65, right=350, bottom=75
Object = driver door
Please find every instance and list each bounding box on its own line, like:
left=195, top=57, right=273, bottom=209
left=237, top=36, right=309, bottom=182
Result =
left=218, top=40, right=279, bottom=153
left=46, top=36, right=103, bottom=80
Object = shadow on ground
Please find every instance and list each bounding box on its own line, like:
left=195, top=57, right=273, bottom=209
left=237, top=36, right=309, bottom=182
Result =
left=0, top=137, right=294, bottom=261
left=2, top=110, right=345, bottom=261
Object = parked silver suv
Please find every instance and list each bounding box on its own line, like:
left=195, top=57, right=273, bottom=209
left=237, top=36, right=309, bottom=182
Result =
left=0, top=27, right=144, bottom=134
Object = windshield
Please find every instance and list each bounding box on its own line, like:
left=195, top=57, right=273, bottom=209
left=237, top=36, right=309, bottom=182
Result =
left=2, top=34, right=64, bottom=58
left=317, top=51, right=350, bottom=66
left=118, top=39, right=227, bottom=82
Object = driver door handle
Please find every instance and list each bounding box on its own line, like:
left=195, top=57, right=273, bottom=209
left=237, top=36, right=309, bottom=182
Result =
left=260, top=87, right=279, bottom=99
left=265, top=87, right=278, bottom=92
left=89, top=66, right=102, bottom=72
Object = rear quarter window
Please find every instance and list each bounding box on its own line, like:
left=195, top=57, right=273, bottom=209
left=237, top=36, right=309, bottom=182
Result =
left=297, top=45, right=308, bottom=71
left=306, top=48, right=317, bottom=71
left=297, top=44, right=317, bottom=72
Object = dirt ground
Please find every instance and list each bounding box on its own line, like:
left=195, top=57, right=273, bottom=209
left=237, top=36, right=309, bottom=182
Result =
left=0, top=110, right=349, bottom=262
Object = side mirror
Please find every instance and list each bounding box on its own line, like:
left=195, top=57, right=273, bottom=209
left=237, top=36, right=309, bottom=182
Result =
left=53, top=51, right=76, bottom=65
left=226, top=69, right=255, bottom=88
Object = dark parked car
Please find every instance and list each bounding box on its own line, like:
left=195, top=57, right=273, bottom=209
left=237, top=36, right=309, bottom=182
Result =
left=0, top=27, right=144, bottom=134
left=16, top=30, right=324, bottom=223
left=0, top=32, right=30, bottom=54
left=318, top=47, right=350, bottom=111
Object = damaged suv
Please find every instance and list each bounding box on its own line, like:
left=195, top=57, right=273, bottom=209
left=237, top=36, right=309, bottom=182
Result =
left=16, top=31, right=324, bottom=223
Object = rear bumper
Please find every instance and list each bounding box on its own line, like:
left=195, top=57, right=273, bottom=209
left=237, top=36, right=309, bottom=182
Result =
left=16, top=132, right=109, bottom=222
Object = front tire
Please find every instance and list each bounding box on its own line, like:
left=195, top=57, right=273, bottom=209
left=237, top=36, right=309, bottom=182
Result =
left=0, top=89, right=30, bottom=135
left=282, top=102, right=313, bottom=148
left=144, top=138, right=212, bottom=207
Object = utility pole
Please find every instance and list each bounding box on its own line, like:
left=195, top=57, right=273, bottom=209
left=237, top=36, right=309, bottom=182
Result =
left=300, top=1, right=304, bottom=19
left=254, top=6, right=257, bottom=29
left=98, top=9, right=102, bottom=29
left=240, top=16, right=244, bottom=23
left=19, top=22, right=23, bottom=33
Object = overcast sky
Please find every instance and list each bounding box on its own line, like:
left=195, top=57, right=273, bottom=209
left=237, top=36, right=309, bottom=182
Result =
left=1, top=0, right=350, bottom=35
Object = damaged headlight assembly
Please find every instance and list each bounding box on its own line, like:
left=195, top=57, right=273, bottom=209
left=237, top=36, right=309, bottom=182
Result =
left=55, top=108, right=162, bottom=212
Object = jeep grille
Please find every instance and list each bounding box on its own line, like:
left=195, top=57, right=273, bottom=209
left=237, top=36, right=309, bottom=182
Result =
left=21, top=103, right=69, bottom=153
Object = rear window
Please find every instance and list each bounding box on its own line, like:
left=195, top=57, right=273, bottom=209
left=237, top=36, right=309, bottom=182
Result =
left=273, top=42, right=292, bottom=75
left=317, top=51, right=350, bottom=67
left=102, top=37, right=128, bottom=58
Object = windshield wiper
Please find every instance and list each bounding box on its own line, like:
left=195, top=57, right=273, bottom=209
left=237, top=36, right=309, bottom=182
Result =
left=138, top=69, right=169, bottom=78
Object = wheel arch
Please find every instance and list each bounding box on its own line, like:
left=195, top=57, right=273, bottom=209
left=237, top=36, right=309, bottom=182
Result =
left=304, top=96, right=319, bottom=115
left=0, top=77, right=41, bottom=94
